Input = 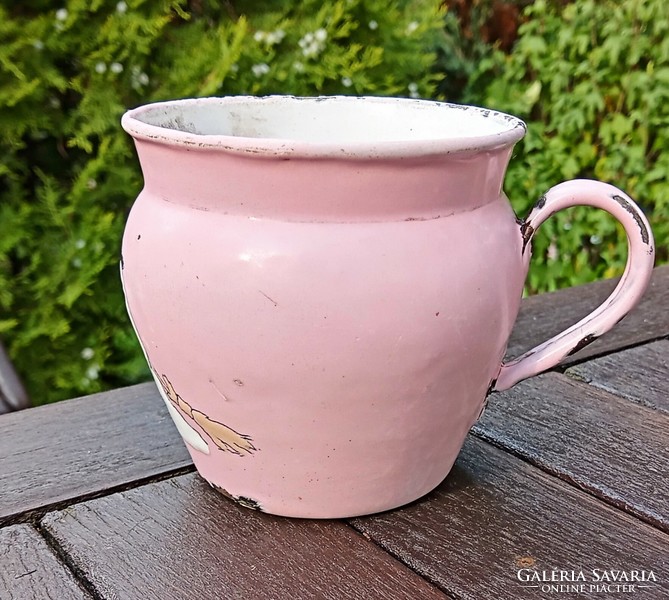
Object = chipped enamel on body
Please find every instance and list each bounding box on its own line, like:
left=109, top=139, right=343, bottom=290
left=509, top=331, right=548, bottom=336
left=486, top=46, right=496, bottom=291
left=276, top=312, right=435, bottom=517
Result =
left=120, top=96, right=654, bottom=518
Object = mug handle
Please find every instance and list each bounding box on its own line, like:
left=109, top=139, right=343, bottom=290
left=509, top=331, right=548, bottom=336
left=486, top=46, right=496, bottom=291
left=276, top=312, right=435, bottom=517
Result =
left=494, top=179, right=655, bottom=392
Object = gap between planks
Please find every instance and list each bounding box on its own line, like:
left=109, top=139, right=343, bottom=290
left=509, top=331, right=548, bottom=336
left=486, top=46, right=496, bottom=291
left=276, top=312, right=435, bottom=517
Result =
left=0, top=464, right=195, bottom=529
left=472, top=372, right=669, bottom=534
left=34, top=521, right=104, bottom=600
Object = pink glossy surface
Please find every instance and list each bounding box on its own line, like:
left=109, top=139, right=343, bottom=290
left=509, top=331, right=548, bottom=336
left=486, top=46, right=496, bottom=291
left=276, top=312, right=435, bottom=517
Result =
left=121, top=97, right=654, bottom=518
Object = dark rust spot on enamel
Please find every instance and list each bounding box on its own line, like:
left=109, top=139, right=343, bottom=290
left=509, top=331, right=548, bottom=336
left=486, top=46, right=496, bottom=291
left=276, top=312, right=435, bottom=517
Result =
left=210, top=482, right=264, bottom=511
left=567, top=333, right=598, bottom=356
left=520, top=220, right=534, bottom=254
left=611, top=194, right=650, bottom=245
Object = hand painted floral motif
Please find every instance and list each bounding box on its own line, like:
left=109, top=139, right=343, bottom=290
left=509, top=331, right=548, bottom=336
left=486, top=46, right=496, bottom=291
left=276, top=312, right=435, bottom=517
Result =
left=157, top=374, right=257, bottom=457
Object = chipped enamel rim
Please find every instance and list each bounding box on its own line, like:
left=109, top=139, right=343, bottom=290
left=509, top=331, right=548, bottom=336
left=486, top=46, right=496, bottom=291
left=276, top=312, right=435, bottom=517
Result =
left=121, top=96, right=526, bottom=159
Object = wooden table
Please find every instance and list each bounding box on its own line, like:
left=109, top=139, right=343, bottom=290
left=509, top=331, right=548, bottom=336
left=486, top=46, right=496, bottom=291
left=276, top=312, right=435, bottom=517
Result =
left=2, top=267, right=668, bottom=600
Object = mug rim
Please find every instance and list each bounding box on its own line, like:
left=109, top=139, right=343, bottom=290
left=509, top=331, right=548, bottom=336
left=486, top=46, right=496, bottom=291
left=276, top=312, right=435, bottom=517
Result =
left=121, top=95, right=526, bottom=159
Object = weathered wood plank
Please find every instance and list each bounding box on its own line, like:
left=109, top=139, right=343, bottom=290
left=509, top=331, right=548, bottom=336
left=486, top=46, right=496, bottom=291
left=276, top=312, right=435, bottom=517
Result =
left=0, top=382, right=191, bottom=525
left=351, top=436, right=669, bottom=600
left=40, top=473, right=447, bottom=600
left=566, top=339, right=669, bottom=414
left=473, top=372, right=669, bottom=531
left=506, top=265, right=669, bottom=365
left=0, top=524, right=90, bottom=600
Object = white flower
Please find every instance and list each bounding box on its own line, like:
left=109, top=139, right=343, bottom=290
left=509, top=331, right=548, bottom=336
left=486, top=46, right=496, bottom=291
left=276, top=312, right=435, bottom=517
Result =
left=590, top=234, right=602, bottom=245
left=75, top=238, right=86, bottom=249
left=251, top=63, right=270, bottom=77
left=33, top=40, right=45, bottom=50
left=563, top=221, right=572, bottom=231
left=86, top=364, right=100, bottom=380
left=314, top=28, right=327, bottom=42
left=55, top=8, right=68, bottom=21
left=72, top=258, right=83, bottom=268
left=130, top=65, right=150, bottom=88
left=408, top=82, right=420, bottom=98
left=81, top=347, right=94, bottom=360
left=299, top=32, right=314, bottom=49
left=49, top=97, right=61, bottom=108
left=110, top=62, right=123, bottom=74
left=342, top=77, right=353, bottom=87
left=266, top=29, right=285, bottom=45
left=95, top=62, right=107, bottom=74
left=116, top=1, right=127, bottom=14
left=299, top=30, right=327, bottom=58
left=257, top=29, right=285, bottom=45
left=405, top=21, right=419, bottom=35
left=86, top=178, right=97, bottom=189
left=292, top=61, right=304, bottom=72
left=301, top=42, right=320, bottom=57
left=547, top=242, right=558, bottom=261
left=368, top=20, right=378, bottom=30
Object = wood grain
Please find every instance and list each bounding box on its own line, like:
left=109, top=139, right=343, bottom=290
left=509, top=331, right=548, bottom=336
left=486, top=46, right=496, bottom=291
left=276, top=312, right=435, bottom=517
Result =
left=351, top=436, right=669, bottom=600
left=473, top=372, right=669, bottom=531
left=506, top=265, right=669, bottom=365
left=0, top=524, right=90, bottom=600
left=40, top=473, right=447, bottom=600
left=566, top=339, right=669, bottom=414
left=0, top=382, right=191, bottom=525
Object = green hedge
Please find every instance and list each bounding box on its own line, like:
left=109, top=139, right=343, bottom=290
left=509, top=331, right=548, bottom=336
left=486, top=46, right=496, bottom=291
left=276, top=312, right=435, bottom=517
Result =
left=0, top=0, right=443, bottom=403
left=467, top=0, right=668, bottom=292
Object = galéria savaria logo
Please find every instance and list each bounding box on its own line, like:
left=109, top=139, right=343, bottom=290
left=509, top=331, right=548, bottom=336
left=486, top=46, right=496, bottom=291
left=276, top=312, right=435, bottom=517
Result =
left=516, top=568, right=659, bottom=594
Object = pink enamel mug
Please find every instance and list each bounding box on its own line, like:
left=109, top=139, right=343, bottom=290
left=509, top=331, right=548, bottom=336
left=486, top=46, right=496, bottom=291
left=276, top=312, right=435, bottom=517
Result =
left=120, top=96, right=655, bottom=518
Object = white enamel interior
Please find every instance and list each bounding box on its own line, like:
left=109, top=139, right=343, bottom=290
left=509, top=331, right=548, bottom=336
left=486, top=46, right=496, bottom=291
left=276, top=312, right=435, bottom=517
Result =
left=122, top=96, right=526, bottom=157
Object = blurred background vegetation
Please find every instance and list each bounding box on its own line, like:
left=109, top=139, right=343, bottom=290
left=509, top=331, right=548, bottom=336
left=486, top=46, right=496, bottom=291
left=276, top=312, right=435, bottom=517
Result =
left=1, top=0, right=667, bottom=403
